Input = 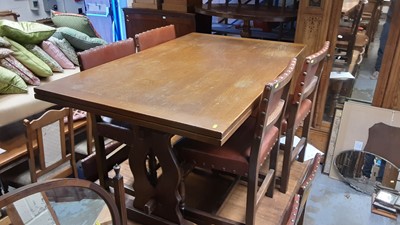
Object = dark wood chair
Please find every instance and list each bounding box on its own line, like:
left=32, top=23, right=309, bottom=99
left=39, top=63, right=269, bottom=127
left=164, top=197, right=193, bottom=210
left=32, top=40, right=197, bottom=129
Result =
left=76, top=38, right=136, bottom=187
left=280, top=41, right=329, bottom=193
left=334, top=0, right=368, bottom=72
left=296, top=153, right=321, bottom=225
left=175, top=58, right=297, bottom=225
left=1, top=108, right=78, bottom=190
left=135, top=24, right=176, bottom=52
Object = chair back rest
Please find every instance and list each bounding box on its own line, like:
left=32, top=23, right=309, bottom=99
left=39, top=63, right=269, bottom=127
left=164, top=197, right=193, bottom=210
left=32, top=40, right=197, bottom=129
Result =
left=253, top=58, right=296, bottom=152
left=296, top=153, right=321, bottom=223
left=135, top=25, right=176, bottom=52
left=292, top=41, right=330, bottom=105
left=285, top=194, right=301, bottom=225
left=77, top=38, right=135, bottom=71
left=24, top=107, right=77, bottom=182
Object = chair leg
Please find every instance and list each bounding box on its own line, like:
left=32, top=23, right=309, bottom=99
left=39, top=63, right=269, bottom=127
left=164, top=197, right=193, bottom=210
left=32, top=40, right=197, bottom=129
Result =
left=281, top=129, right=294, bottom=193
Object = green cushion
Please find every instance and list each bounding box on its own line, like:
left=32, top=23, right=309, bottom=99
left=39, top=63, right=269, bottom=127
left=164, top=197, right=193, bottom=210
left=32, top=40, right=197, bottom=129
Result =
left=0, top=20, right=56, bottom=45
left=0, top=66, right=28, bottom=94
left=57, top=27, right=107, bottom=51
left=48, top=37, right=79, bottom=66
left=25, top=44, right=63, bottom=72
left=0, top=36, right=11, bottom=47
left=5, top=37, right=53, bottom=77
left=50, top=11, right=99, bottom=37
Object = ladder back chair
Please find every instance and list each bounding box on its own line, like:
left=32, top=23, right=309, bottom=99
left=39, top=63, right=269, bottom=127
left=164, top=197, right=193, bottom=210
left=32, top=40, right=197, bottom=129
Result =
left=77, top=38, right=136, bottom=186
left=1, top=107, right=78, bottom=189
left=280, top=41, right=329, bottom=193
left=135, top=24, right=176, bottom=52
left=175, top=58, right=297, bottom=225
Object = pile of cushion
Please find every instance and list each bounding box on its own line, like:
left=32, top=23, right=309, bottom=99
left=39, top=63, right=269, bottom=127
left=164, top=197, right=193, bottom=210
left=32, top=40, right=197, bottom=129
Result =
left=0, top=11, right=107, bottom=94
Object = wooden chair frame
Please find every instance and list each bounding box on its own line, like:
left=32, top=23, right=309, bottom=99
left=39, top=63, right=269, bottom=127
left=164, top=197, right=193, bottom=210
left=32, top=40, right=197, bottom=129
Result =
left=77, top=38, right=136, bottom=187
left=177, top=58, right=297, bottom=225
left=280, top=41, right=329, bottom=193
left=2, top=107, right=78, bottom=190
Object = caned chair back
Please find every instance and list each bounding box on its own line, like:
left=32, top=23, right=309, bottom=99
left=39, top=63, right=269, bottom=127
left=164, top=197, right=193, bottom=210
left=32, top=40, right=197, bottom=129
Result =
left=25, top=107, right=78, bottom=183
left=135, top=24, right=176, bottom=52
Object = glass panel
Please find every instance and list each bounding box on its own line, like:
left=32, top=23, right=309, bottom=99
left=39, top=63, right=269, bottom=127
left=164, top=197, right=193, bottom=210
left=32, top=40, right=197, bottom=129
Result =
left=2, top=186, right=112, bottom=225
left=42, top=121, right=62, bottom=167
left=335, top=150, right=399, bottom=195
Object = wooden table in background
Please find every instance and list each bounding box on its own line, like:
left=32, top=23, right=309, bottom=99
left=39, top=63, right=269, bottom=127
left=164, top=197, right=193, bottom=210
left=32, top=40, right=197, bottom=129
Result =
left=34, top=33, right=305, bottom=225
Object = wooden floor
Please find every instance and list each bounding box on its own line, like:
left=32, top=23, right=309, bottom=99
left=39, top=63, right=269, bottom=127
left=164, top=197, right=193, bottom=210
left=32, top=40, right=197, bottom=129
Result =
left=110, top=154, right=310, bottom=225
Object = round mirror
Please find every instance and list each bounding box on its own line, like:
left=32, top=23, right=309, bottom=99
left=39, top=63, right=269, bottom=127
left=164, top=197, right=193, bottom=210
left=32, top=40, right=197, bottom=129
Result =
left=0, top=179, right=121, bottom=225
left=334, top=150, right=399, bottom=195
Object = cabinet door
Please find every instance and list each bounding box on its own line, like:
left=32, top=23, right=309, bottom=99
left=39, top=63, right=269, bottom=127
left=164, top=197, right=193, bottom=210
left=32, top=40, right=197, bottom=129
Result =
left=163, top=13, right=196, bottom=37
left=124, top=8, right=196, bottom=38
left=125, top=12, right=166, bottom=38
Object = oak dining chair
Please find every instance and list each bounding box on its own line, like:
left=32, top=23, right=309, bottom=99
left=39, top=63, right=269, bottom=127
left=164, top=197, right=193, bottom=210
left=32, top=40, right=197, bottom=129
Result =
left=1, top=107, right=78, bottom=190
left=175, top=58, right=297, bottom=225
left=135, top=24, right=176, bottom=52
left=280, top=41, right=329, bottom=193
left=296, top=153, right=321, bottom=225
left=76, top=38, right=136, bottom=184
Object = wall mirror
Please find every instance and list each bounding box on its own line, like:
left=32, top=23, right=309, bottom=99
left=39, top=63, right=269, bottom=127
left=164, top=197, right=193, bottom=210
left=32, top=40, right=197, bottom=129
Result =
left=0, top=179, right=122, bottom=225
left=334, top=150, right=399, bottom=195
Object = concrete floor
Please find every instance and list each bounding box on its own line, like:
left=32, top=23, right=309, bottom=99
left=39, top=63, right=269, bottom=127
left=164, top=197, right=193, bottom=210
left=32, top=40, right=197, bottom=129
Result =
left=304, top=167, right=400, bottom=225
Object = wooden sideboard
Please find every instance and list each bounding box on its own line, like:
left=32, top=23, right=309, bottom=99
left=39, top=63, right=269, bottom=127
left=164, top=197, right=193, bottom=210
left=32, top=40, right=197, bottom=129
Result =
left=123, top=8, right=211, bottom=39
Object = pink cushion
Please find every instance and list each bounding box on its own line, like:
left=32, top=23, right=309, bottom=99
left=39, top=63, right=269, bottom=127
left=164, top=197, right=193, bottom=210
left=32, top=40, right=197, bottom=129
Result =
left=0, top=55, right=40, bottom=86
left=41, top=41, right=74, bottom=69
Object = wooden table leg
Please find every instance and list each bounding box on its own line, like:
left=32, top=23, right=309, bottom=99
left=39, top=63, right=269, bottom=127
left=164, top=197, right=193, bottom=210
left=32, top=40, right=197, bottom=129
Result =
left=130, top=127, right=192, bottom=225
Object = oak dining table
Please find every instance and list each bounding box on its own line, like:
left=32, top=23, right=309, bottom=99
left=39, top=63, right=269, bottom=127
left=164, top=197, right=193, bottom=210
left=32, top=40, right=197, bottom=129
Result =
left=34, top=33, right=305, bottom=225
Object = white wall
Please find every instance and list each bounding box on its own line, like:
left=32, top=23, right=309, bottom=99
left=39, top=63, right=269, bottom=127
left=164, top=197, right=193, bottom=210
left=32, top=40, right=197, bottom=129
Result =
left=0, top=0, right=84, bottom=21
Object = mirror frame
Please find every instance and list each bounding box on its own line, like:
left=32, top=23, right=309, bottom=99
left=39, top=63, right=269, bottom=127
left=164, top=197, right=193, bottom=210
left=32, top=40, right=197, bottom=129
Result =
left=0, top=178, right=122, bottom=225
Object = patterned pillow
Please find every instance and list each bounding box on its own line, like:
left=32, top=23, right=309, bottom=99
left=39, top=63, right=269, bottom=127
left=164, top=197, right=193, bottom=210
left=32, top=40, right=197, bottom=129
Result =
left=0, top=55, right=40, bottom=86
left=0, top=48, right=13, bottom=58
left=50, top=10, right=100, bottom=37
left=0, top=20, right=56, bottom=44
left=0, top=37, right=11, bottom=47
left=41, top=41, right=75, bottom=69
left=25, top=44, right=63, bottom=72
left=4, top=37, right=53, bottom=77
left=0, top=66, right=28, bottom=94
left=48, top=37, right=79, bottom=66
left=57, top=27, right=107, bottom=51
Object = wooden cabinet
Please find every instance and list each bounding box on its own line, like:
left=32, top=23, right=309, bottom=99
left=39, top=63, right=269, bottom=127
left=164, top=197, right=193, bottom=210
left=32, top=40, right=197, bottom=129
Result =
left=123, top=8, right=197, bottom=38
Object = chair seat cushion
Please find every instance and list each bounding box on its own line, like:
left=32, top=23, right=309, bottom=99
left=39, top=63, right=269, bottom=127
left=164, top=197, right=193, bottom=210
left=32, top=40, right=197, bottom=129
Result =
left=176, top=116, right=279, bottom=176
